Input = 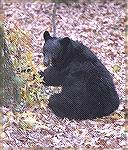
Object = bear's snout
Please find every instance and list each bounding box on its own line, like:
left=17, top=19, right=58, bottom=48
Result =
left=43, top=57, right=50, bottom=67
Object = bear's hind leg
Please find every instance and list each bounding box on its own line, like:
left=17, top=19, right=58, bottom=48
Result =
left=48, top=93, right=72, bottom=119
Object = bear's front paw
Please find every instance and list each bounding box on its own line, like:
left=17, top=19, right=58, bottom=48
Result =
left=38, top=71, right=47, bottom=85
left=38, top=71, right=44, bottom=77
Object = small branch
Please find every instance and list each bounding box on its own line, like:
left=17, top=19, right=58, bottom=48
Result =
left=52, top=2, right=57, bottom=37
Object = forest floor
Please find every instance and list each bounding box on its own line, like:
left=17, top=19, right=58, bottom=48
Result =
left=1, top=0, right=127, bottom=149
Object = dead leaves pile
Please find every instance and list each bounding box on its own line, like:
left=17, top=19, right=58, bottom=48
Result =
left=1, top=0, right=127, bottom=149
left=1, top=101, right=126, bottom=149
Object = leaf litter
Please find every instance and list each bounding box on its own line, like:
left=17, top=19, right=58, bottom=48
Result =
left=1, top=0, right=127, bottom=149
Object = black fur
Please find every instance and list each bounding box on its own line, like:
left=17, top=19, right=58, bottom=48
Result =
left=40, top=31, right=120, bottom=120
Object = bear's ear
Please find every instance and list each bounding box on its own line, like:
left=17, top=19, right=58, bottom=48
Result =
left=60, top=37, right=70, bottom=47
left=43, top=31, right=52, bottom=41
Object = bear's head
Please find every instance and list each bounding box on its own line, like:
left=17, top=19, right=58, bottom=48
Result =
left=43, top=31, right=72, bottom=68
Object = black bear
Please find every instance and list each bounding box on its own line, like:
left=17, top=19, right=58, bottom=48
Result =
left=40, top=31, right=120, bottom=120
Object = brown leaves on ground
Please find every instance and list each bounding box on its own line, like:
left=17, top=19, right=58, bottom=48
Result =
left=1, top=101, right=127, bottom=149
left=1, top=0, right=127, bottom=149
